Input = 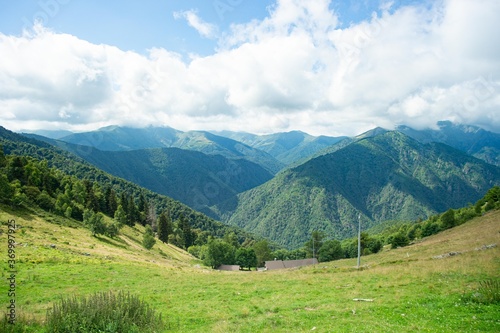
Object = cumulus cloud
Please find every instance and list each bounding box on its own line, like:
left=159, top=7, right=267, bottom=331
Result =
left=0, top=0, right=499, bottom=135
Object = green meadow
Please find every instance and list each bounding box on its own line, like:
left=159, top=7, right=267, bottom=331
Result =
left=1, top=206, right=499, bottom=332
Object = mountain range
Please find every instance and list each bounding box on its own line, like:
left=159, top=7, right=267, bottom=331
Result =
left=221, top=131, right=500, bottom=248
left=19, top=122, right=500, bottom=248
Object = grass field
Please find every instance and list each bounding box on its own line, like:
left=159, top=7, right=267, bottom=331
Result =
left=1, top=205, right=499, bottom=332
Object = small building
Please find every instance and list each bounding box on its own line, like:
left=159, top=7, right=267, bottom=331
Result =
left=265, top=258, right=318, bottom=271
left=217, top=265, right=241, bottom=271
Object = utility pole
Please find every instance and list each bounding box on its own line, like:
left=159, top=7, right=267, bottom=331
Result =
left=357, top=214, right=361, bottom=269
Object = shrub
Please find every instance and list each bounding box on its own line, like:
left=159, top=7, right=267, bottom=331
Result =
left=45, top=290, right=164, bottom=333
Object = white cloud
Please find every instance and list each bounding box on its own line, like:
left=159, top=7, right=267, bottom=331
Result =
left=1, top=0, right=500, bottom=135
left=174, top=10, right=218, bottom=39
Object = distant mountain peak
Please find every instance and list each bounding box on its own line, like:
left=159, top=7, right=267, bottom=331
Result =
left=355, top=127, right=388, bottom=139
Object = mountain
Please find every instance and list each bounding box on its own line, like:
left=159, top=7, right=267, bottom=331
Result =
left=44, top=140, right=273, bottom=219
left=396, top=121, right=500, bottom=166
left=54, top=126, right=283, bottom=174
left=57, top=125, right=181, bottom=150
left=0, top=126, right=256, bottom=240
left=221, top=131, right=500, bottom=249
left=214, top=130, right=346, bottom=165
left=24, top=129, right=74, bottom=139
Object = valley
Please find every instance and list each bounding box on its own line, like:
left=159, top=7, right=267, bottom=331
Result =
left=1, top=122, right=499, bottom=332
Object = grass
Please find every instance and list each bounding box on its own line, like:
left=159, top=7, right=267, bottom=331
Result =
left=1, top=205, right=499, bottom=332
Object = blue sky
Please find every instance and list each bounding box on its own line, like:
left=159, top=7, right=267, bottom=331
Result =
left=0, top=0, right=499, bottom=135
left=0, top=0, right=409, bottom=56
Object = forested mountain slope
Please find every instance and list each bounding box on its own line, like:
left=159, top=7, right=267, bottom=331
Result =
left=223, top=131, right=500, bottom=249
left=44, top=141, right=273, bottom=219
left=0, top=126, right=255, bottom=241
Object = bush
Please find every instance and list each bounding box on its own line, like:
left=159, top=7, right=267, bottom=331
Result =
left=45, top=290, right=164, bottom=333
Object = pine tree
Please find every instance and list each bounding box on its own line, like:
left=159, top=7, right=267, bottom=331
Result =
left=104, top=187, right=118, bottom=217
left=127, top=196, right=138, bottom=226
left=178, top=214, right=194, bottom=249
left=157, top=211, right=172, bottom=243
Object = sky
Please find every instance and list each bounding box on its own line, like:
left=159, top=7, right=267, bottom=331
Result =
left=0, top=0, right=499, bottom=136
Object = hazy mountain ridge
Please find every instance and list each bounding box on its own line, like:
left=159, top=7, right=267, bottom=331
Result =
left=27, top=122, right=500, bottom=170
left=396, top=121, right=500, bottom=166
left=213, top=130, right=347, bottom=165
left=222, top=131, right=500, bottom=248
left=53, top=126, right=283, bottom=174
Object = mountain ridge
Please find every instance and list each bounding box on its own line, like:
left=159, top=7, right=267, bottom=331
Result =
left=221, top=131, right=500, bottom=248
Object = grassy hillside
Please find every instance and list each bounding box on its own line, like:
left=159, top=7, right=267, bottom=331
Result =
left=1, top=204, right=499, bottom=332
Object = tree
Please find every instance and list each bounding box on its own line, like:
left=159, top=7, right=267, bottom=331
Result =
left=0, top=145, right=6, bottom=167
left=7, top=156, right=25, bottom=183
left=253, top=240, right=272, bottom=267
left=114, top=204, right=127, bottom=227
left=0, top=174, right=14, bottom=203
left=104, top=187, right=118, bottom=217
left=83, top=209, right=106, bottom=237
left=440, top=209, right=456, bottom=229
left=127, top=196, right=139, bottom=226
left=203, top=240, right=235, bottom=269
left=235, top=247, right=257, bottom=270
left=105, top=222, right=120, bottom=238
left=157, top=211, right=172, bottom=243
left=178, top=214, right=194, bottom=249
left=142, top=225, right=156, bottom=250
left=318, top=239, right=344, bottom=262
left=304, top=231, right=325, bottom=259
left=390, top=231, right=409, bottom=249
left=223, top=231, right=240, bottom=249
left=421, top=221, right=440, bottom=237
left=146, top=203, right=157, bottom=229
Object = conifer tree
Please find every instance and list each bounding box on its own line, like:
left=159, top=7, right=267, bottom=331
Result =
left=157, top=211, right=172, bottom=243
left=178, top=213, right=194, bottom=248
